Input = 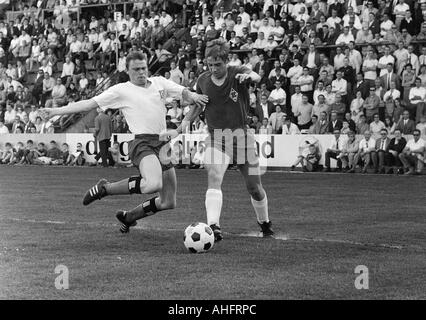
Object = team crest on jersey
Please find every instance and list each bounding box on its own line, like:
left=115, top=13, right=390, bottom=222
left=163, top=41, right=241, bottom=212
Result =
left=230, top=88, right=238, bottom=102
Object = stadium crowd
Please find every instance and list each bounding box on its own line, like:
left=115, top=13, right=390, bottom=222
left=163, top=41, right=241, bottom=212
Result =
left=0, top=0, right=426, bottom=174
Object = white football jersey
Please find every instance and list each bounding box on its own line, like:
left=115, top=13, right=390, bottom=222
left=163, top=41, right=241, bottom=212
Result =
left=93, top=77, right=184, bottom=134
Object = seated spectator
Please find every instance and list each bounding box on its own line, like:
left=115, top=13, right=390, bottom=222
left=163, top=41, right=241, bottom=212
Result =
left=70, top=142, right=86, bottom=166
left=291, top=143, right=321, bottom=172
left=0, top=142, right=14, bottom=164
left=9, top=142, right=25, bottom=165
left=33, top=140, right=62, bottom=165
left=399, top=129, right=426, bottom=175
left=371, top=129, right=393, bottom=174
left=388, top=129, right=407, bottom=174
left=323, top=129, right=346, bottom=172
left=354, top=130, right=376, bottom=173
left=0, top=120, right=9, bottom=134
left=258, top=117, right=273, bottom=134
left=281, top=116, right=300, bottom=135
left=369, top=113, right=386, bottom=137
left=341, top=131, right=359, bottom=173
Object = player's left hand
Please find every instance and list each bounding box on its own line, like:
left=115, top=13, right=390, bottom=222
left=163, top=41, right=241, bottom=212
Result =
left=235, top=73, right=251, bottom=83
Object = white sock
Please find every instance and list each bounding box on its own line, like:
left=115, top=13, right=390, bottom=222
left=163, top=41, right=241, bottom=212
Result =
left=251, top=194, right=269, bottom=224
left=205, top=189, right=223, bottom=226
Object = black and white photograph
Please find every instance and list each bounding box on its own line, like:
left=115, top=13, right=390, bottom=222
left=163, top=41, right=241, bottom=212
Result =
left=0, top=0, right=425, bottom=306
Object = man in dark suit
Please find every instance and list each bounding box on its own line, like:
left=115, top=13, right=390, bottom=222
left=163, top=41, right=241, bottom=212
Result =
left=371, top=128, right=392, bottom=173
left=255, top=93, right=275, bottom=121
left=253, top=53, right=268, bottom=74
left=380, top=63, right=400, bottom=91
left=353, top=73, right=370, bottom=100
left=395, top=110, right=416, bottom=135
left=328, top=111, right=343, bottom=133
left=218, top=23, right=231, bottom=41
left=268, top=0, right=282, bottom=21
left=313, top=111, right=329, bottom=134
left=368, top=12, right=381, bottom=36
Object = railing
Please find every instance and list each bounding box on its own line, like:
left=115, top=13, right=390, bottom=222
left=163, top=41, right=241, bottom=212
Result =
left=56, top=70, right=120, bottom=132
left=230, top=39, right=426, bottom=54
left=5, top=1, right=167, bottom=24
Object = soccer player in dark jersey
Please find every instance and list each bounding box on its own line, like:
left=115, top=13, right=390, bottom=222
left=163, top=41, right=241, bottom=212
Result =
left=162, top=39, right=274, bottom=241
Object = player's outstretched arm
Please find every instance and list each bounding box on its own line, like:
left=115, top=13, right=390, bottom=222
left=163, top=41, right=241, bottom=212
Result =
left=39, top=99, right=99, bottom=120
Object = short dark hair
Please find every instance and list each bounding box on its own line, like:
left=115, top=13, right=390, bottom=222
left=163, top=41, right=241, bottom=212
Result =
left=205, top=38, right=230, bottom=61
left=126, top=51, right=147, bottom=69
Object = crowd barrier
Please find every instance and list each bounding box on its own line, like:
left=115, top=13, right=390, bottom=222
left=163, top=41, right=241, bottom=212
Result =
left=1, top=133, right=422, bottom=168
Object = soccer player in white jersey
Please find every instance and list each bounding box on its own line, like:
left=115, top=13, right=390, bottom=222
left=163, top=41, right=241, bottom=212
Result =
left=40, top=51, right=208, bottom=233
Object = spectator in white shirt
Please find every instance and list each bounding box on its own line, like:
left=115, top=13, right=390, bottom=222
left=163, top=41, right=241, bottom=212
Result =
left=377, top=46, right=395, bottom=77
left=323, top=129, right=347, bottom=172
left=380, top=13, right=394, bottom=37
left=169, top=61, right=184, bottom=85
left=268, top=79, right=286, bottom=106
left=253, top=32, right=268, bottom=49
left=281, top=116, right=301, bottom=135
left=335, top=26, right=355, bottom=45
left=409, top=78, right=426, bottom=123
left=355, top=130, right=376, bottom=173
left=399, top=129, right=425, bottom=174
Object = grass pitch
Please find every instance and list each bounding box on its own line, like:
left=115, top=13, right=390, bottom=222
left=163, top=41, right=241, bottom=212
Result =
left=0, top=166, right=425, bottom=299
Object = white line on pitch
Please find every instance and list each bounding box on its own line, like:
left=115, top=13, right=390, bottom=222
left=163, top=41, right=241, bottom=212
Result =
left=3, top=217, right=415, bottom=251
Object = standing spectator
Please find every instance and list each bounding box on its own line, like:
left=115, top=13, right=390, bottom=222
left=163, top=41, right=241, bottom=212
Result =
left=92, top=107, right=114, bottom=167
left=363, top=87, right=381, bottom=123
left=399, top=129, right=426, bottom=175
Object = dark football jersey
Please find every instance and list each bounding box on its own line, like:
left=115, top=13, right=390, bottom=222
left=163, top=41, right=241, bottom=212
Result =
left=196, top=66, right=250, bottom=132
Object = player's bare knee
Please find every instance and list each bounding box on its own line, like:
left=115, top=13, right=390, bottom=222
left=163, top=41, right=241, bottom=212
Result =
left=144, top=179, right=163, bottom=193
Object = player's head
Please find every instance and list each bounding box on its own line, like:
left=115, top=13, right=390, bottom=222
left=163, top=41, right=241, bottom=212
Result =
left=205, top=38, right=230, bottom=79
left=126, top=51, right=149, bottom=86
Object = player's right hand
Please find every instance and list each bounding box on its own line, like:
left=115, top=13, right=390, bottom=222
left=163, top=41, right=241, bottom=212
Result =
left=159, top=129, right=179, bottom=141
left=39, top=108, right=55, bottom=120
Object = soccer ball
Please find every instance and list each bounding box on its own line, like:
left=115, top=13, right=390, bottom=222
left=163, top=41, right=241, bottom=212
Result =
left=183, top=222, right=215, bottom=253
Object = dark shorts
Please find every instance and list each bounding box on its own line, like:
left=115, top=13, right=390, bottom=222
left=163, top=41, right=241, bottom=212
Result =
left=204, top=129, right=259, bottom=166
left=128, top=134, right=174, bottom=171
